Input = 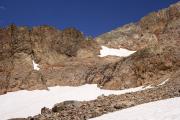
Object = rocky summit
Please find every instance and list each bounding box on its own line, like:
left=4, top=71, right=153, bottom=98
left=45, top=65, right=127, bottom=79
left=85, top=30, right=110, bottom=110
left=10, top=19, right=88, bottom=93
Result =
left=0, top=1, right=180, bottom=120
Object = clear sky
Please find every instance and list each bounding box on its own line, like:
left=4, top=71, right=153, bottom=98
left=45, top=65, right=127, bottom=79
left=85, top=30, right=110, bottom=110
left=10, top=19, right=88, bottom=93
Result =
left=0, top=0, right=179, bottom=36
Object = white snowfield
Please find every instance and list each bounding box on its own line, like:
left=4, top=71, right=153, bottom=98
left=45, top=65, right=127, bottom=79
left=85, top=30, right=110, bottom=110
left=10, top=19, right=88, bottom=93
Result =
left=0, top=84, right=151, bottom=120
left=32, top=60, right=40, bottom=71
left=99, top=46, right=136, bottom=57
left=91, top=97, right=180, bottom=120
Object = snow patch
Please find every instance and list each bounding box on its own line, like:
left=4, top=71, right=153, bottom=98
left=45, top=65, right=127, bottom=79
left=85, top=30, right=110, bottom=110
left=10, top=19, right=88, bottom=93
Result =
left=91, top=97, right=180, bottom=120
left=0, top=84, right=152, bottom=119
left=32, top=60, right=40, bottom=71
left=99, top=46, right=136, bottom=57
left=158, top=79, right=169, bottom=86
left=144, top=85, right=154, bottom=89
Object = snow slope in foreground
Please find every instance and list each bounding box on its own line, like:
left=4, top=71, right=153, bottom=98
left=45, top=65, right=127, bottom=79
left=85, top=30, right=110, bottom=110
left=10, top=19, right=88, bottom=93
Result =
left=0, top=84, right=149, bottom=120
left=91, top=97, right=180, bottom=120
left=99, top=46, right=136, bottom=57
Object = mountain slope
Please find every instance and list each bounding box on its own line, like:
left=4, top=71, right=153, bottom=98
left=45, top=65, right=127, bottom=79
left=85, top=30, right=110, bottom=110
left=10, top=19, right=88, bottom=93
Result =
left=15, top=71, right=180, bottom=119
left=91, top=97, right=180, bottom=120
left=95, top=1, right=180, bottom=89
left=0, top=1, right=180, bottom=120
left=0, top=1, right=179, bottom=94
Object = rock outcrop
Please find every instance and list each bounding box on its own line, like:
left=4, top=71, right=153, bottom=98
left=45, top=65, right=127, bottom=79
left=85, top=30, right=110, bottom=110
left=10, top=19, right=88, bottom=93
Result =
left=0, top=25, right=100, bottom=94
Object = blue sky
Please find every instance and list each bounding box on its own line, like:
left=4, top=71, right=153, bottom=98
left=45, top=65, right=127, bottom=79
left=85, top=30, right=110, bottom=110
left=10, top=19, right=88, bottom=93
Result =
left=0, top=0, right=179, bottom=36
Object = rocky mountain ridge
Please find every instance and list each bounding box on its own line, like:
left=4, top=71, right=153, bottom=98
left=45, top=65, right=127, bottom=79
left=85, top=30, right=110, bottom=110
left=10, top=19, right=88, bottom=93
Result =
left=95, top=1, right=180, bottom=89
left=0, top=1, right=180, bottom=120
left=96, top=1, right=180, bottom=50
left=0, top=1, right=180, bottom=95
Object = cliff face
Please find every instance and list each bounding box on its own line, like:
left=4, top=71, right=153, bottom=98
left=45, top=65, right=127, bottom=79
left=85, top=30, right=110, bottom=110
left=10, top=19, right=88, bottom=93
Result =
left=0, top=2, right=180, bottom=94
left=95, top=2, right=180, bottom=89
left=0, top=25, right=100, bottom=94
